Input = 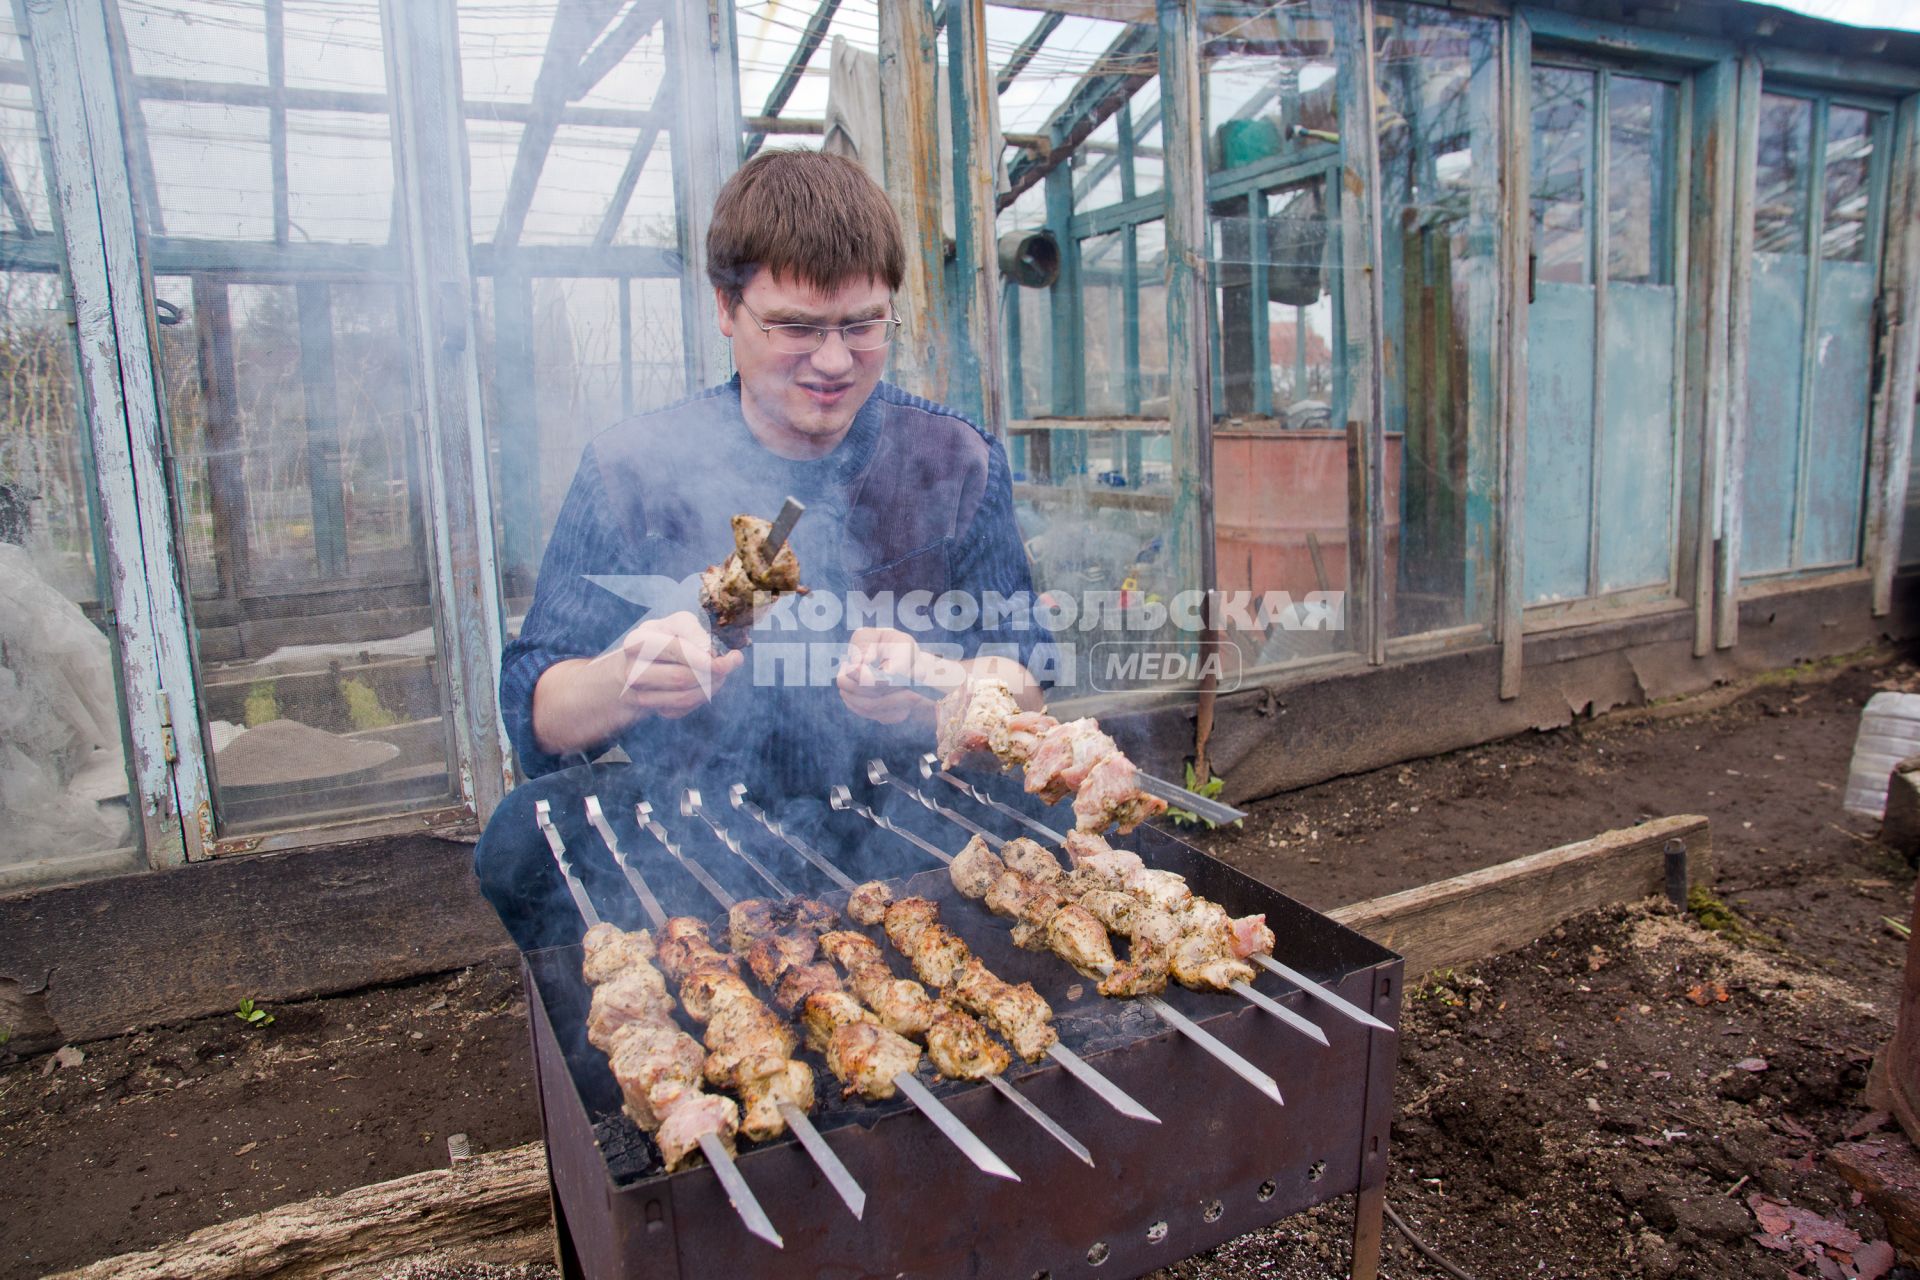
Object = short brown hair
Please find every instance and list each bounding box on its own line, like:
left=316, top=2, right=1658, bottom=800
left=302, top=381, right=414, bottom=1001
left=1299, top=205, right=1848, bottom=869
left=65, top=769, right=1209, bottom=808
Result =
left=706, top=149, right=905, bottom=308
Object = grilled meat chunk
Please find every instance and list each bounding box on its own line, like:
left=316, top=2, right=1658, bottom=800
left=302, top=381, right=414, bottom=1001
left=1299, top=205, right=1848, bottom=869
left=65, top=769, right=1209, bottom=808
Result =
left=1096, top=904, right=1178, bottom=998
left=1024, top=719, right=1118, bottom=804
left=586, top=967, right=675, bottom=1051
left=774, top=961, right=843, bottom=1014
left=703, top=1051, right=814, bottom=1143
left=816, top=929, right=886, bottom=970
left=824, top=1019, right=922, bottom=1101
left=993, top=710, right=1059, bottom=768
left=699, top=514, right=803, bottom=635
left=1170, top=924, right=1256, bottom=992
left=800, top=990, right=875, bottom=1055
left=728, top=897, right=838, bottom=955
left=1078, top=888, right=1141, bottom=935
left=935, top=678, right=1023, bottom=767
left=880, top=896, right=941, bottom=956
left=846, top=880, right=895, bottom=926
left=607, top=1021, right=706, bottom=1127
left=654, top=1092, right=740, bottom=1171
left=818, top=931, right=937, bottom=1036
left=1046, top=903, right=1118, bottom=978
left=1073, top=751, right=1169, bottom=835
left=1000, top=837, right=1066, bottom=885
left=949, top=834, right=1005, bottom=899
left=949, top=958, right=1057, bottom=1061
left=1128, top=868, right=1194, bottom=914
left=925, top=1003, right=1011, bottom=1080
left=582, top=924, right=656, bottom=985
left=656, top=918, right=737, bottom=986
left=1230, top=913, right=1276, bottom=959
left=746, top=930, right=817, bottom=988
left=901, top=921, right=973, bottom=989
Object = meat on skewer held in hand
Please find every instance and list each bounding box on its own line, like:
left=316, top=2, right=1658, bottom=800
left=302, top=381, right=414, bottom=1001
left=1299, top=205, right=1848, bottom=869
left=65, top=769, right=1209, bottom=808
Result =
left=699, top=512, right=807, bottom=651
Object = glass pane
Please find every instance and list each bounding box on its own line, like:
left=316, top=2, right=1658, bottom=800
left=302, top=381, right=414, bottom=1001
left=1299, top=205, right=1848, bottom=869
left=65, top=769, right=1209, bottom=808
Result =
left=1376, top=3, right=1501, bottom=637
left=1754, top=93, right=1813, bottom=256
left=1607, top=76, right=1675, bottom=285
left=1531, top=65, right=1593, bottom=286
left=115, top=0, right=458, bottom=836
left=1823, top=105, right=1876, bottom=263
left=0, top=8, right=141, bottom=880
left=1205, top=1, right=1356, bottom=673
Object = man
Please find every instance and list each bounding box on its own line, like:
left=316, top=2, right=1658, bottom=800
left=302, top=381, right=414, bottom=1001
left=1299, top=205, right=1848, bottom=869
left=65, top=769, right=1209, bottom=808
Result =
left=473, top=150, right=1050, bottom=951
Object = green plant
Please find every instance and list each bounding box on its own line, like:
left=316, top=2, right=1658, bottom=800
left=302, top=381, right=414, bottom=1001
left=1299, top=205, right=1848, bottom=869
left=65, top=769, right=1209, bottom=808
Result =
left=340, top=677, right=399, bottom=730
left=1688, top=886, right=1775, bottom=947
left=234, top=998, right=275, bottom=1028
left=1165, top=762, right=1241, bottom=829
left=243, top=681, right=280, bottom=727
left=0, top=1025, right=11, bottom=1047
left=1885, top=915, right=1912, bottom=940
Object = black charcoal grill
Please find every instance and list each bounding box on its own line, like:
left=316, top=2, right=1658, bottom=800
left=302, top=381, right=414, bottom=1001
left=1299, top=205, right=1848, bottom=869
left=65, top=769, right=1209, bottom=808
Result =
left=520, top=760, right=1401, bottom=1280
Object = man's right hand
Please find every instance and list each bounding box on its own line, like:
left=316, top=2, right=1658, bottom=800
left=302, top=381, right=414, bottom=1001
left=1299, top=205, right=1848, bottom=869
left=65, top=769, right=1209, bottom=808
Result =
left=614, top=610, right=745, bottom=719
left=530, top=611, right=743, bottom=756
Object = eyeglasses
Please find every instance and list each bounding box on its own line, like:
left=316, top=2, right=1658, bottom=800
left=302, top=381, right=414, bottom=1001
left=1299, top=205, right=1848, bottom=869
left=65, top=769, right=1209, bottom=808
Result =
left=736, top=299, right=902, bottom=354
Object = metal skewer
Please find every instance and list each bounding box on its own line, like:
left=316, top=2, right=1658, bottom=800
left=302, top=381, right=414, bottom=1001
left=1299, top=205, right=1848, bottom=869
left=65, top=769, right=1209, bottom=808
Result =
left=926, top=755, right=1389, bottom=1036
left=581, top=795, right=865, bottom=1222
left=871, top=761, right=1326, bottom=1050
left=682, top=789, right=794, bottom=899
left=547, top=800, right=785, bottom=1244
left=536, top=799, right=602, bottom=928
left=764, top=496, right=805, bottom=556
left=727, top=785, right=859, bottom=892
left=638, top=794, right=1018, bottom=1183
left=833, top=784, right=1283, bottom=1107
left=755, top=785, right=1154, bottom=1126
left=635, top=801, right=737, bottom=908
left=701, top=792, right=1083, bottom=1168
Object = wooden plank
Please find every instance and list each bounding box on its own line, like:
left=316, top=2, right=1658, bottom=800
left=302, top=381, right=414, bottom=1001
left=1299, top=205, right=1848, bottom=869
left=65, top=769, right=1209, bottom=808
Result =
left=296, top=281, right=350, bottom=578
left=1010, top=416, right=1169, bottom=434
left=1498, top=13, right=1531, bottom=699
left=1002, top=22, right=1158, bottom=209
left=878, top=0, right=947, bottom=402
left=383, top=0, right=513, bottom=823
left=1869, top=93, right=1920, bottom=616
left=1757, top=47, right=1920, bottom=96
left=997, top=9, right=1063, bottom=94
left=946, top=0, right=1007, bottom=433
left=1334, top=0, right=1383, bottom=664
left=492, top=0, right=624, bottom=252
left=1330, top=814, right=1712, bottom=979
left=1522, top=6, right=1732, bottom=64
left=1719, top=51, right=1759, bottom=646
left=265, top=0, right=290, bottom=247
left=192, top=277, right=251, bottom=600
left=43, top=1143, right=548, bottom=1280
left=1158, top=0, right=1214, bottom=612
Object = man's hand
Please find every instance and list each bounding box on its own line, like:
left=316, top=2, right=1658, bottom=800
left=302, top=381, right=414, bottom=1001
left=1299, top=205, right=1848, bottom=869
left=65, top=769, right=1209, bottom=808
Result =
left=530, top=610, right=743, bottom=756
left=616, top=610, right=745, bottom=719
left=837, top=627, right=946, bottom=724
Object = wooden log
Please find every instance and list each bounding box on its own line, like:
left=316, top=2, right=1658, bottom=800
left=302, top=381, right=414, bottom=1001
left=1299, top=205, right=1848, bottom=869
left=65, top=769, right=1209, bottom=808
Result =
left=1829, top=1139, right=1920, bottom=1264
left=1329, top=815, right=1713, bottom=978
left=43, top=1144, right=551, bottom=1280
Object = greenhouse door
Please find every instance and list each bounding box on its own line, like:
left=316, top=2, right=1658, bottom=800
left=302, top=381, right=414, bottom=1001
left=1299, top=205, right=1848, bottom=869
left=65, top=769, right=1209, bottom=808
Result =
left=1740, top=91, right=1892, bottom=579
left=1523, top=62, right=1686, bottom=611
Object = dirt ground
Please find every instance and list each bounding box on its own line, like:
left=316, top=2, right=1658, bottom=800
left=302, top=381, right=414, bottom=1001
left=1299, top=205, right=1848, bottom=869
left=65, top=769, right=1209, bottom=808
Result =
left=5, top=648, right=1920, bottom=1279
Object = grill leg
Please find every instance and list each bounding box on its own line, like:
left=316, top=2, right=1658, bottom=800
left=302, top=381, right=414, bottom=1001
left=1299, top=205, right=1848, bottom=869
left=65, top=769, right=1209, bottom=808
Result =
left=1350, top=1183, right=1384, bottom=1280
left=548, top=1162, right=587, bottom=1280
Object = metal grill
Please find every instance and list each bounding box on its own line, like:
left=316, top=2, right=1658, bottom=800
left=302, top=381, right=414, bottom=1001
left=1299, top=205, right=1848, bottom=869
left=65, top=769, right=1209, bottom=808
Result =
left=520, top=758, right=1401, bottom=1280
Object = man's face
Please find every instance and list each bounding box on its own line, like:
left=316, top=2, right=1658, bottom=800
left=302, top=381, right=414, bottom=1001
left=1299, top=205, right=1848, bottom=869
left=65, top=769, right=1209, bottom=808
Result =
left=717, top=271, right=893, bottom=459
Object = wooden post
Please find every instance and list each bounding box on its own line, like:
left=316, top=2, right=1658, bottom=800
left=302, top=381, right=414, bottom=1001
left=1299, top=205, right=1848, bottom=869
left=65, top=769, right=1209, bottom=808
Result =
left=382, top=0, right=513, bottom=820
left=1687, top=60, right=1737, bottom=658
left=1497, top=14, right=1531, bottom=700
left=1718, top=54, right=1760, bottom=650
left=1869, top=91, right=1920, bottom=617
left=878, top=0, right=947, bottom=403
left=27, top=0, right=212, bottom=861
left=192, top=276, right=251, bottom=601
left=295, top=280, right=350, bottom=579
left=1157, top=0, right=1215, bottom=616
left=667, top=0, right=741, bottom=390
left=945, top=0, right=1006, bottom=433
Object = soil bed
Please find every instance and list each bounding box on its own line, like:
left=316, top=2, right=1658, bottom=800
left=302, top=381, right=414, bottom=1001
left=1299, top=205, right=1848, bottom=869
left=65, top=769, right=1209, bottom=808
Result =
left=4, top=650, right=1917, bottom=1279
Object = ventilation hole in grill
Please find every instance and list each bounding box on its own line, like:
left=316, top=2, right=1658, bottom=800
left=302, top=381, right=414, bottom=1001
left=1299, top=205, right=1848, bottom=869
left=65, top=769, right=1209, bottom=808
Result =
left=1202, top=1200, right=1224, bottom=1223
left=1382, top=979, right=1392, bottom=997
left=1146, top=1221, right=1168, bottom=1243
left=1257, top=1179, right=1277, bottom=1202
left=1087, top=1241, right=1111, bottom=1266
left=1309, top=1160, right=1327, bottom=1182
left=1031, top=1272, right=1051, bottom=1279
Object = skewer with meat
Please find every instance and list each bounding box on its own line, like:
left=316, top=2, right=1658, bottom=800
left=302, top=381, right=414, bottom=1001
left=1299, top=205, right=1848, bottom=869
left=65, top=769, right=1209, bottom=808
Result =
left=589, top=919, right=814, bottom=1148
left=933, top=681, right=1167, bottom=835
left=739, top=911, right=1010, bottom=1084
left=951, top=835, right=1265, bottom=994
left=699, top=513, right=806, bottom=649
left=578, top=923, right=741, bottom=1171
